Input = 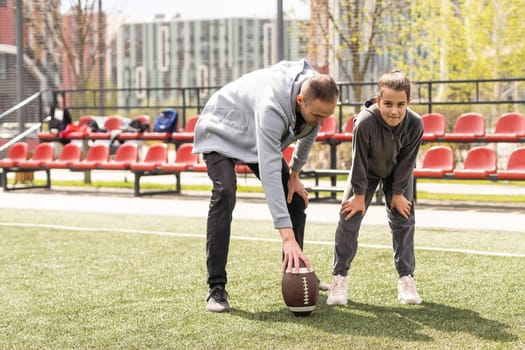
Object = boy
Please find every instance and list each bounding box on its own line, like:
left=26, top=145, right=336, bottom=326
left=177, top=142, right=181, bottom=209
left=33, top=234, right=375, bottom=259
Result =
left=327, top=70, right=424, bottom=305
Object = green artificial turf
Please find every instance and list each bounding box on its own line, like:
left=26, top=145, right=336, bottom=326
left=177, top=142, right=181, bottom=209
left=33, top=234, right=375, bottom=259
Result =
left=0, top=209, right=524, bottom=349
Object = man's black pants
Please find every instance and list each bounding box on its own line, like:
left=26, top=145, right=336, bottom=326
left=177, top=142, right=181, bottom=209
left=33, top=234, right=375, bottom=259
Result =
left=203, top=152, right=307, bottom=287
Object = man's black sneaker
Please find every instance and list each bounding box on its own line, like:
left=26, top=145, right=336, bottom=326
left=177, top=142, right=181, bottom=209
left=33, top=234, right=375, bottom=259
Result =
left=205, top=285, right=231, bottom=312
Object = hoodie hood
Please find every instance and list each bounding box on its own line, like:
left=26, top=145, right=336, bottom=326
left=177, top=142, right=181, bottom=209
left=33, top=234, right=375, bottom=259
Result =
left=362, top=99, right=411, bottom=137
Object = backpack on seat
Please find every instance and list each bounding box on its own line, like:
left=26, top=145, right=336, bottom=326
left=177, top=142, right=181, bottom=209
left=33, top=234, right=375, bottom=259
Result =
left=153, top=109, right=178, bottom=133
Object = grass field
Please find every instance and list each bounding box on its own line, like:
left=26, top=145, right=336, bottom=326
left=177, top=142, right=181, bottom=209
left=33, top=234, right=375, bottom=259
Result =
left=1, top=207, right=524, bottom=349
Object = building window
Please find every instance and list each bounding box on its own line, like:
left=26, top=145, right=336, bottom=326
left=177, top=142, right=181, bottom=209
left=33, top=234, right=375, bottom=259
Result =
left=0, top=55, right=7, bottom=79
left=135, top=66, right=146, bottom=99
left=263, top=22, right=276, bottom=67
left=0, top=0, right=6, bottom=8
left=158, top=26, right=170, bottom=72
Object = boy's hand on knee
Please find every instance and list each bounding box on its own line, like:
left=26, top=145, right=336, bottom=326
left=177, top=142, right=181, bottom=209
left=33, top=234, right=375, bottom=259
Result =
left=391, top=194, right=411, bottom=219
left=341, top=194, right=366, bottom=220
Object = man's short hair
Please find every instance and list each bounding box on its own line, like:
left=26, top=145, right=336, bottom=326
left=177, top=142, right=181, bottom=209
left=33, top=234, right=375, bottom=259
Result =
left=301, top=75, right=339, bottom=104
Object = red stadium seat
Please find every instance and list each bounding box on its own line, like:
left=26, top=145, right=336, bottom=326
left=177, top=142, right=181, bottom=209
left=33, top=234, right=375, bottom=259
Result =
left=413, top=146, right=454, bottom=178
left=17, top=142, right=55, bottom=168
left=332, top=115, right=355, bottom=143
left=69, top=144, right=110, bottom=170
left=172, top=115, right=199, bottom=144
left=130, top=143, right=168, bottom=171
left=0, top=142, right=29, bottom=167
left=316, top=115, right=336, bottom=141
left=444, top=113, right=486, bottom=142
left=495, top=147, right=525, bottom=180
left=282, top=144, right=296, bottom=165
left=190, top=162, right=208, bottom=172
left=421, top=113, right=446, bottom=142
left=89, top=115, right=123, bottom=140
left=159, top=143, right=200, bottom=172
left=485, top=112, right=525, bottom=142
left=1, top=142, right=53, bottom=191
left=452, top=146, right=497, bottom=178
left=64, top=116, right=95, bottom=139
left=98, top=143, right=138, bottom=170
left=44, top=143, right=82, bottom=169
left=105, top=115, right=124, bottom=130
left=235, top=163, right=252, bottom=174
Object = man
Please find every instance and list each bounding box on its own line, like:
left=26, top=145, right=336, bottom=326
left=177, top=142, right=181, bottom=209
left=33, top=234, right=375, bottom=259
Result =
left=193, top=60, right=339, bottom=312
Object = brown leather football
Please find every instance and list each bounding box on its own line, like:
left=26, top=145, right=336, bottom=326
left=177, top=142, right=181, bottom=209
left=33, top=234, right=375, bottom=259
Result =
left=281, top=266, right=319, bottom=316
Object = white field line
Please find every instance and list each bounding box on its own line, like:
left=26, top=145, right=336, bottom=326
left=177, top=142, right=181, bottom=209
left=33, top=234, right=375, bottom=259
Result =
left=2, top=222, right=525, bottom=258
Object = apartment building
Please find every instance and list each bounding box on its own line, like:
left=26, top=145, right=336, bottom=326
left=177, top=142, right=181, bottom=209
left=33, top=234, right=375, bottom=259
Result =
left=113, top=15, right=308, bottom=107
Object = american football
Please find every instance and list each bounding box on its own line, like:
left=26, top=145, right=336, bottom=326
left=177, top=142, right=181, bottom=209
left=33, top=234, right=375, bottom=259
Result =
left=281, top=264, right=319, bottom=316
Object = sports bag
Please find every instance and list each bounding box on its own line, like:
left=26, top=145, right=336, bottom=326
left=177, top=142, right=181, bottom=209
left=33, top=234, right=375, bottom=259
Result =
left=153, top=109, right=178, bottom=132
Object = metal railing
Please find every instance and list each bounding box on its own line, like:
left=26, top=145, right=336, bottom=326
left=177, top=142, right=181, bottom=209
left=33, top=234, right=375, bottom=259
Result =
left=1, top=77, right=524, bottom=133
left=0, top=117, right=50, bottom=153
left=0, top=90, right=46, bottom=124
left=57, top=77, right=525, bottom=130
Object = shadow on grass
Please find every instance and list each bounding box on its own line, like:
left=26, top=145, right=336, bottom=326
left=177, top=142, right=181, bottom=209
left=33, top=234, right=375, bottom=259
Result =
left=231, top=299, right=517, bottom=343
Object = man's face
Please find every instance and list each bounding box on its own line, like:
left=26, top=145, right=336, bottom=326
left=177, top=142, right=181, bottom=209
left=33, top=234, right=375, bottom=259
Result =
left=297, top=95, right=337, bottom=127
left=377, top=87, right=408, bottom=128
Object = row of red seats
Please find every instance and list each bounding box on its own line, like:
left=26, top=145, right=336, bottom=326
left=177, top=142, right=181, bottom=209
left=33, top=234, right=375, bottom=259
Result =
left=0, top=142, right=203, bottom=195
left=4, top=139, right=524, bottom=181
left=37, top=111, right=525, bottom=145
left=0, top=142, right=201, bottom=173
left=37, top=115, right=200, bottom=143
left=0, top=141, right=298, bottom=194
left=317, top=111, right=525, bottom=144
left=414, top=145, right=525, bottom=180
left=0, top=142, right=297, bottom=173
left=422, top=112, right=525, bottom=142
left=38, top=114, right=341, bottom=144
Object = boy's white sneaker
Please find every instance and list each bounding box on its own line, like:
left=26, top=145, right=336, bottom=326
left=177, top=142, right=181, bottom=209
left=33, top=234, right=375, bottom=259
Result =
left=327, top=275, right=348, bottom=305
left=397, top=275, right=422, bottom=305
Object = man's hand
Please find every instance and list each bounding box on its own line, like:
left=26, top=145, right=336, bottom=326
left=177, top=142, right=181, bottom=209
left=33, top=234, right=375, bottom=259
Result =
left=341, top=194, right=366, bottom=221
left=287, top=169, right=309, bottom=208
left=279, top=227, right=310, bottom=272
left=391, top=194, right=411, bottom=219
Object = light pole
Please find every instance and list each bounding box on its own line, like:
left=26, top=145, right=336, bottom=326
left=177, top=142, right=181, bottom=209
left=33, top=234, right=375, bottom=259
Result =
left=16, top=0, right=24, bottom=132
left=277, top=0, right=284, bottom=61
left=98, top=0, right=105, bottom=116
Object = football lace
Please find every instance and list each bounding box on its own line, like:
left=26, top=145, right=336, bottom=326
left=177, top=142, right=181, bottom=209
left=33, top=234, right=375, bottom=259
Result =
left=301, top=276, right=310, bottom=304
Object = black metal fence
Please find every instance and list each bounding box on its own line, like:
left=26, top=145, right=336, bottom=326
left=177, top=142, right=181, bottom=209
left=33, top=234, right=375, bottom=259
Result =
left=60, top=77, right=525, bottom=130
left=2, top=77, right=525, bottom=132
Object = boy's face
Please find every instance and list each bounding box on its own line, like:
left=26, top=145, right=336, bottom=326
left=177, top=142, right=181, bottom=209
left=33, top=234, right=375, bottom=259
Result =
left=297, top=95, right=337, bottom=127
left=377, top=87, right=408, bottom=128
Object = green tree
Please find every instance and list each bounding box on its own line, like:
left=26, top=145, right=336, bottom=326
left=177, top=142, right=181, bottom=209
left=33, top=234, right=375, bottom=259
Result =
left=27, top=0, right=105, bottom=94
left=390, top=0, right=525, bottom=121
left=314, top=0, right=524, bottom=121
left=311, top=0, right=410, bottom=104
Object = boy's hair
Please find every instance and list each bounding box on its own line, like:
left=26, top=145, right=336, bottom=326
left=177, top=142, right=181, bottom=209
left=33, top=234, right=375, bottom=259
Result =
left=301, top=74, right=339, bottom=104
left=377, top=70, right=411, bottom=101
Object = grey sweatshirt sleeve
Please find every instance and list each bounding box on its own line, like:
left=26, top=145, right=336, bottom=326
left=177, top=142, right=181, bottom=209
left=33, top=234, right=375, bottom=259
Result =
left=290, top=128, right=318, bottom=171
left=256, top=107, right=296, bottom=229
